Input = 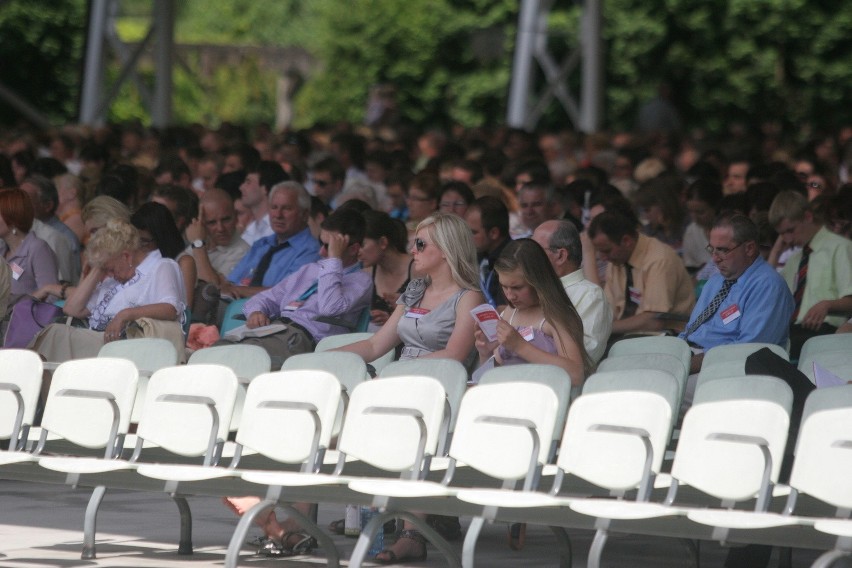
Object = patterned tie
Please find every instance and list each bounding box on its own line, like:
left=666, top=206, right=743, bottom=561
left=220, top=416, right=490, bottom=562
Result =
left=683, top=278, right=737, bottom=338
left=790, top=245, right=811, bottom=322
left=249, top=241, right=290, bottom=286
left=622, top=263, right=638, bottom=318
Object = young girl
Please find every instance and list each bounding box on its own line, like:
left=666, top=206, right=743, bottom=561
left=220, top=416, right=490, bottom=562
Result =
left=475, top=238, right=592, bottom=386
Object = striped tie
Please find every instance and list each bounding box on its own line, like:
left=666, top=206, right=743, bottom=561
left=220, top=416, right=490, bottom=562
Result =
left=683, top=278, right=737, bottom=339
left=790, top=245, right=811, bottom=322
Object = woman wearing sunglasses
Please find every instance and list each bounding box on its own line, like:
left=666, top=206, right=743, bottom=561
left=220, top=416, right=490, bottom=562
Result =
left=337, top=211, right=483, bottom=563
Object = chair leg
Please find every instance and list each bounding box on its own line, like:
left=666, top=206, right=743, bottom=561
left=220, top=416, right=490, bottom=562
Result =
left=461, top=517, right=486, bottom=568
left=679, top=538, right=700, bottom=568
left=350, top=510, right=395, bottom=568
left=779, top=546, right=793, bottom=568
left=280, top=503, right=340, bottom=568
left=549, top=525, right=573, bottom=568
left=811, top=549, right=852, bottom=568
left=224, top=498, right=277, bottom=568
left=81, top=485, right=107, bottom=559
left=587, top=528, right=609, bottom=568
left=172, top=496, right=193, bottom=555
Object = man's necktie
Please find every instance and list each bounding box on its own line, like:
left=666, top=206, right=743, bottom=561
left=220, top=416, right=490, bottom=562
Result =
left=249, top=241, right=290, bottom=287
left=790, top=245, right=811, bottom=322
left=622, top=263, right=638, bottom=318
left=683, top=278, right=737, bottom=338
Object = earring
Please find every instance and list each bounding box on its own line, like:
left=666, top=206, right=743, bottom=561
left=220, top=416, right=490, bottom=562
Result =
left=11, top=228, right=16, bottom=235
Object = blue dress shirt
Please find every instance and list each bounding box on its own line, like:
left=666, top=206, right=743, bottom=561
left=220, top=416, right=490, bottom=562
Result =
left=227, top=227, right=320, bottom=287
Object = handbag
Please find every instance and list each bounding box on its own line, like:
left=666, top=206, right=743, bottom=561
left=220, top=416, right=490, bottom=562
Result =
left=3, top=296, right=64, bottom=348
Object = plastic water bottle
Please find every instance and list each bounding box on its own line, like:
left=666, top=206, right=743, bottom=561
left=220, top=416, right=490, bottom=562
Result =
left=360, top=506, right=384, bottom=556
left=344, top=504, right=361, bottom=537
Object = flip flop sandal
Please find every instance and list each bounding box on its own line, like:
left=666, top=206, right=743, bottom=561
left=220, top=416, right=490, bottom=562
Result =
left=257, top=540, right=296, bottom=558
left=282, top=531, right=318, bottom=555
left=246, top=534, right=270, bottom=548
left=328, top=518, right=346, bottom=535
left=375, top=529, right=427, bottom=565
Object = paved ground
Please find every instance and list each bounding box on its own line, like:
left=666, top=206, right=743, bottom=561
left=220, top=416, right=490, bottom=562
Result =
left=0, top=480, right=830, bottom=567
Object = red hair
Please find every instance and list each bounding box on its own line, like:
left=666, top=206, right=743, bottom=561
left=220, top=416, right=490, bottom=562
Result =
left=0, top=188, right=35, bottom=233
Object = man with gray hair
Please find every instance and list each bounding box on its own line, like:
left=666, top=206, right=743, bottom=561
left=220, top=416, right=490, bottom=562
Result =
left=222, top=181, right=320, bottom=299
left=533, top=219, right=612, bottom=363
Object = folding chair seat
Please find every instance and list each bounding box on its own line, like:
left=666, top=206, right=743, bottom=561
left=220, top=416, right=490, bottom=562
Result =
left=225, top=375, right=447, bottom=568
left=607, top=335, right=691, bottom=380
left=699, top=342, right=789, bottom=384
left=315, top=332, right=396, bottom=375
left=98, top=337, right=179, bottom=422
left=379, top=358, right=468, bottom=455
left=797, top=333, right=852, bottom=369
left=188, top=343, right=271, bottom=430
left=0, top=349, right=43, bottom=451
left=347, top=380, right=560, bottom=568
left=37, top=363, right=237, bottom=559
left=596, top=352, right=688, bottom=413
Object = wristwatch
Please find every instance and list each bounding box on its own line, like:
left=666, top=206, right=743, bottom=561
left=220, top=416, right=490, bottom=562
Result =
left=191, top=239, right=206, bottom=249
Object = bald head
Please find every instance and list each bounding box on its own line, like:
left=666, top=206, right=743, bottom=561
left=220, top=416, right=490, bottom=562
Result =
left=200, top=188, right=237, bottom=246
left=532, top=219, right=582, bottom=277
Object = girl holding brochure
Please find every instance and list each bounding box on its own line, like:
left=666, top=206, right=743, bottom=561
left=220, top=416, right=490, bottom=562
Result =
left=474, top=238, right=592, bottom=386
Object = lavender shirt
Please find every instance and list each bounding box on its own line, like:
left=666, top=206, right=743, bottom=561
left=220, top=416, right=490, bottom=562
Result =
left=243, top=257, right=373, bottom=342
left=5, top=232, right=59, bottom=298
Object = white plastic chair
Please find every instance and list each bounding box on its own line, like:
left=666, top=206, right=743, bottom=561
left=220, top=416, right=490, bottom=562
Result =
left=0, top=349, right=44, bottom=450
left=699, top=342, right=788, bottom=384
left=478, top=363, right=572, bottom=460
left=98, top=337, right=179, bottom=422
left=608, top=335, right=692, bottom=381
left=348, top=380, right=560, bottom=568
left=188, top=343, right=272, bottom=430
left=596, top=352, right=688, bottom=412
left=380, top=358, right=468, bottom=455
left=798, top=333, right=852, bottom=369
left=315, top=332, right=396, bottom=375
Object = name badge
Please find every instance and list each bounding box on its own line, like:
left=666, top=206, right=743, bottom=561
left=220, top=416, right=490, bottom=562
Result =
left=283, top=300, right=304, bottom=311
left=405, top=307, right=430, bottom=319
left=720, top=304, right=741, bottom=325
left=240, top=277, right=252, bottom=286
left=628, top=286, right=642, bottom=304
left=9, top=262, right=23, bottom=281
left=517, top=326, right=535, bottom=341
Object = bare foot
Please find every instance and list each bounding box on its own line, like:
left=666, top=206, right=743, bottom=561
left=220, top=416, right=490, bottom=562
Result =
left=375, top=530, right=426, bottom=564
left=222, top=496, right=261, bottom=516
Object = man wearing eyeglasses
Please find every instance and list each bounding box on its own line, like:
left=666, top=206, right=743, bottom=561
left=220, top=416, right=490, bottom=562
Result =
left=769, top=190, right=852, bottom=358
left=309, top=157, right=345, bottom=209
left=680, top=214, right=793, bottom=374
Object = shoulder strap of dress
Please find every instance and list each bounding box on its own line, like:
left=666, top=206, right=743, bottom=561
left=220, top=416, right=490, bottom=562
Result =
left=537, top=317, right=546, bottom=330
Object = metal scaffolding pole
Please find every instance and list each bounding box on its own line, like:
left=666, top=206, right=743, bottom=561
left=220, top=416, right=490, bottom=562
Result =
left=507, top=0, right=541, bottom=128
left=152, top=0, right=174, bottom=127
left=79, top=0, right=110, bottom=125
left=579, top=0, right=603, bottom=133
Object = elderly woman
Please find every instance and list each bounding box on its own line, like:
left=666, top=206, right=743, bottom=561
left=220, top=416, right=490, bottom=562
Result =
left=30, top=219, right=186, bottom=361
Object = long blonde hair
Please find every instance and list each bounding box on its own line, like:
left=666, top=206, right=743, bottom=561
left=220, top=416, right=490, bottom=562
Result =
left=417, top=212, right=479, bottom=291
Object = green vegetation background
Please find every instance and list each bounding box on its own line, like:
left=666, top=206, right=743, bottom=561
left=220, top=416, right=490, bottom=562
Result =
left=1, top=0, right=850, bottom=133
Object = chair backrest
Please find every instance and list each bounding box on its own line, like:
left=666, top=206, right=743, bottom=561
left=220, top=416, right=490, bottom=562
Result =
left=282, top=351, right=368, bottom=436
left=699, top=342, right=788, bottom=384
left=136, top=364, right=238, bottom=459
left=608, top=336, right=691, bottom=381
left=672, top=375, right=792, bottom=503
left=98, top=337, right=180, bottom=423
left=799, top=350, right=852, bottom=385
left=220, top=298, right=249, bottom=334
left=315, top=332, right=396, bottom=374
left=380, top=358, right=468, bottom=434
left=0, top=349, right=44, bottom=443
left=236, top=369, right=341, bottom=466
left=478, top=364, right=572, bottom=454
left=188, top=344, right=272, bottom=431
left=337, top=375, right=446, bottom=473
left=789, top=384, right=852, bottom=509
left=798, top=334, right=852, bottom=370
left=449, top=381, right=559, bottom=483
left=41, top=358, right=138, bottom=451
left=559, top=384, right=675, bottom=493
left=596, top=353, right=687, bottom=409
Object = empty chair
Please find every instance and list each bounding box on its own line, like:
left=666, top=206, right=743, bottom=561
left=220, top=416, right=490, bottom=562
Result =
left=478, top=363, right=572, bottom=460
left=597, top=352, right=688, bottom=411
left=380, top=358, right=468, bottom=455
left=98, top=337, right=180, bottom=422
left=608, top=335, right=691, bottom=380
left=0, top=349, right=43, bottom=450
left=699, top=342, right=788, bottom=384
left=316, top=332, right=396, bottom=375
left=188, top=344, right=272, bottom=430
left=798, top=334, right=852, bottom=383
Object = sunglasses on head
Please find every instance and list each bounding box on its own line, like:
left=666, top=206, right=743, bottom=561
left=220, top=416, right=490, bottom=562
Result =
left=414, top=238, right=429, bottom=252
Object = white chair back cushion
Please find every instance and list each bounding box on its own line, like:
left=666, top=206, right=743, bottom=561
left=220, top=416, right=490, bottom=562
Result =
left=0, top=349, right=43, bottom=439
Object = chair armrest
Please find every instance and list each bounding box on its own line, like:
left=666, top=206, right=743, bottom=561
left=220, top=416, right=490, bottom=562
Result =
left=365, top=406, right=427, bottom=480
left=156, top=394, right=220, bottom=465
left=476, top=415, right=541, bottom=491
left=258, top=400, right=322, bottom=472
left=590, top=423, right=655, bottom=501
left=0, top=382, right=25, bottom=451
left=56, top=388, right=120, bottom=459
left=707, top=432, right=772, bottom=511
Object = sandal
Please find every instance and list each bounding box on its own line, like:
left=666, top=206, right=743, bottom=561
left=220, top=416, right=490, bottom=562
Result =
left=282, top=531, right=318, bottom=555
left=375, top=529, right=427, bottom=565
left=245, top=534, right=270, bottom=548
left=328, top=518, right=346, bottom=535
left=426, top=514, right=462, bottom=541
left=507, top=522, right=527, bottom=551
left=257, top=540, right=295, bottom=557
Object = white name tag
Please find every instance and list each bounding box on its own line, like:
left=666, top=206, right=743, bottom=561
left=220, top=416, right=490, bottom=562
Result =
left=405, top=307, right=430, bottom=319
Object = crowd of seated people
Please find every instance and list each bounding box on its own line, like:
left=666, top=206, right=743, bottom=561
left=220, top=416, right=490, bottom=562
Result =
left=1, top=119, right=851, bottom=563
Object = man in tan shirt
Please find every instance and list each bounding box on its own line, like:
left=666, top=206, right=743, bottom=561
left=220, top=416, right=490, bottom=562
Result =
left=588, top=210, right=694, bottom=337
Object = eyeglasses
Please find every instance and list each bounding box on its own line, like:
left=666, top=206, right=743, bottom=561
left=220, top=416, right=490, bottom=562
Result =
left=414, top=238, right=430, bottom=252
left=319, top=240, right=328, bottom=249
left=705, top=242, right=744, bottom=258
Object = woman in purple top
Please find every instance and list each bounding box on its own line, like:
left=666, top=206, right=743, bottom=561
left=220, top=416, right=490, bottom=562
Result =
left=0, top=188, right=58, bottom=303
left=475, top=239, right=592, bottom=386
